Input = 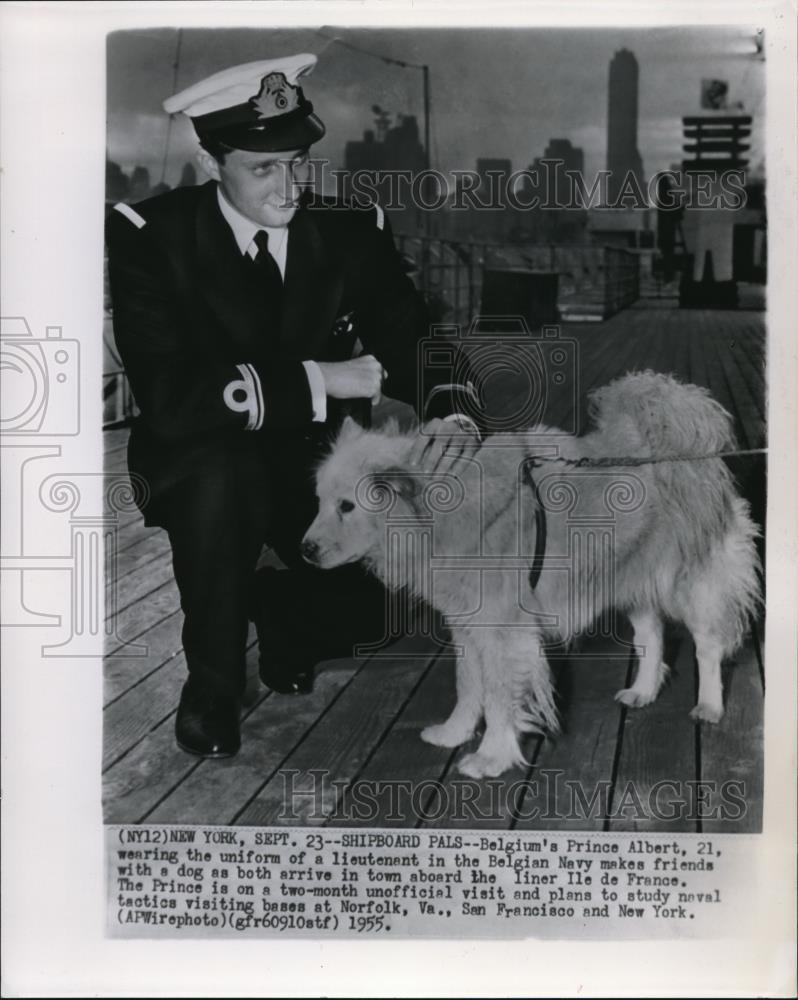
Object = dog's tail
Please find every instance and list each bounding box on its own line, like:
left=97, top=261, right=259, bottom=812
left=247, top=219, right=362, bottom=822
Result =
left=587, top=370, right=737, bottom=458
left=590, top=371, right=762, bottom=647
left=717, top=496, right=762, bottom=654
left=511, top=644, right=560, bottom=737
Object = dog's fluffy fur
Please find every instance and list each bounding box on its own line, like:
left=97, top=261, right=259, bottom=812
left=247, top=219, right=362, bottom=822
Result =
left=303, top=372, right=761, bottom=778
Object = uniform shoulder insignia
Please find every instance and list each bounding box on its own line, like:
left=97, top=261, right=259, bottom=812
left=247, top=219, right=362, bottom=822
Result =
left=113, top=203, right=147, bottom=229
left=374, top=202, right=385, bottom=231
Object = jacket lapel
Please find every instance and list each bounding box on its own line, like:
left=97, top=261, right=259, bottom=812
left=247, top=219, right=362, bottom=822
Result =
left=194, top=183, right=265, bottom=356
left=194, top=183, right=345, bottom=360
left=280, top=207, right=344, bottom=357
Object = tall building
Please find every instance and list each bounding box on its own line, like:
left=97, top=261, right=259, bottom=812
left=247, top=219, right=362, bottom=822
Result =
left=475, top=157, right=513, bottom=187
left=542, top=138, right=584, bottom=176
left=342, top=114, right=426, bottom=234
left=474, top=158, right=514, bottom=240
left=606, top=49, right=644, bottom=203
left=513, top=139, right=588, bottom=244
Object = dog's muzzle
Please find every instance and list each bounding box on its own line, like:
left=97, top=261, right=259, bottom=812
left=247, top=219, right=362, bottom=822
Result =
left=300, top=537, right=321, bottom=565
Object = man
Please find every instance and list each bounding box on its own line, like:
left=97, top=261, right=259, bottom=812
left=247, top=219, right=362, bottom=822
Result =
left=107, top=54, right=480, bottom=760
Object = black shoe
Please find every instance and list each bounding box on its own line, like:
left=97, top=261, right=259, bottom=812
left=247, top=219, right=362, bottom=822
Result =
left=175, top=681, right=241, bottom=757
left=259, top=659, right=315, bottom=695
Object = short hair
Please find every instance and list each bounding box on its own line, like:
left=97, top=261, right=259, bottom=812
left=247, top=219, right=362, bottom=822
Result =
left=199, top=137, right=312, bottom=166
left=199, top=135, right=236, bottom=164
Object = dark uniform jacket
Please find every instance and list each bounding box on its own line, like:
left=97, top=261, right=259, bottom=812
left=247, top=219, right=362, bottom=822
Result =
left=107, top=180, right=473, bottom=514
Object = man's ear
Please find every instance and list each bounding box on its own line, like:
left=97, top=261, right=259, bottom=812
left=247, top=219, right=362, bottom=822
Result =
left=196, top=148, right=221, bottom=182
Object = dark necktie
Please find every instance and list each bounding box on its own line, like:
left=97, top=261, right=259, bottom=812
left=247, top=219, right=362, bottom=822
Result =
left=246, top=229, right=283, bottom=338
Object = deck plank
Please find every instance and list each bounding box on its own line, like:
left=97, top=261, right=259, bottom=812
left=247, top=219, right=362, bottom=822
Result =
left=114, top=516, right=156, bottom=552
left=115, top=522, right=162, bottom=555
left=112, top=550, right=175, bottom=617
left=104, top=448, right=130, bottom=475
left=566, top=320, right=652, bottom=434
left=733, top=318, right=766, bottom=394
left=103, top=427, right=131, bottom=453
left=104, top=610, right=183, bottom=706
left=608, top=626, right=698, bottom=832
left=103, top=643, right=261, bottom=823
left=700, top=630, right=764, bottom=833
left=107, top=579, right=181, bottom=654
left=112, top=528, right=171, bottom=584
left=699, top=312, right=737, bottom=416
left=332, top=647, right=456, bottom=827
left=421, top=732, right=543, bottom=831
left=710, top=328, right=765, bottom=449
left=642, top=311, right=682, bottom=379
left=671, top=323, right=693, bottom=384
left=103, top=646, right=194, bottom=770
left=701, top=318, right=767, bottom=542
left=727, top=322, right=766, bottom=421
left=233, top=635, right=439, bottom=826
left=687, top=313, right=711, bottom=391
left=143, top=664, right=360, bottom=825
left=514, top=631, right=634, bottom=831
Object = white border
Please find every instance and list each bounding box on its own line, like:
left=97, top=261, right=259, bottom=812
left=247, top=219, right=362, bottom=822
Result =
left=1, top=1, right=795, bottom=996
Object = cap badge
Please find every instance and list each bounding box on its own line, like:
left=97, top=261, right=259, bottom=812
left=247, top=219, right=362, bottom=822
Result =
left=250, top=72, right=300, bottom=120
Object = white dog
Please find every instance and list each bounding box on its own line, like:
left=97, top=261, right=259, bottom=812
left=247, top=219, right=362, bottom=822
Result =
left=301, top=372, right=761, bottom=779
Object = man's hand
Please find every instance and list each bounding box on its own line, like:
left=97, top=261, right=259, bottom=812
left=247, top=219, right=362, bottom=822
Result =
left=408, top=417, right=480, bottom=475
left=316, top=355, right=386, bottom=404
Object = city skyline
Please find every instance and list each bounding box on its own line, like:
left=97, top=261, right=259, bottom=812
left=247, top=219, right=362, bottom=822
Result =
left=107, top=25, right=765, bottom=190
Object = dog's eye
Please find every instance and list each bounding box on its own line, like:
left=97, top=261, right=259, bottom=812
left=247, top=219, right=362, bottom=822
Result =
left=338, top=499, right=355, bottom=515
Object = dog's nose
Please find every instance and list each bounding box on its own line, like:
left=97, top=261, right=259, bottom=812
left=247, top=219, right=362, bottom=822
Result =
left=300, top=538, right=320, bottom=564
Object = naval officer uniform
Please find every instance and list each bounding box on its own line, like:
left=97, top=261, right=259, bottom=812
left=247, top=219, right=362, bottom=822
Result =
left=107, top=54, right=480, bottom=757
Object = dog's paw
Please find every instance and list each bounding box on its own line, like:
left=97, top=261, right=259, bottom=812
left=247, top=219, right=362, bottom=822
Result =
left=420, top=722, right=473, bottom=748
left=689, top=702, right=723, bottom=724
left=457, top=751, right=512, bottom=779
left=615, top=687, right=657, bottom=708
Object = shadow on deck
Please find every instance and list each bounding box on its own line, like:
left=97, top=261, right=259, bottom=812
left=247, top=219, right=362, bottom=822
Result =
left=103, top=302, right=766, bottom=831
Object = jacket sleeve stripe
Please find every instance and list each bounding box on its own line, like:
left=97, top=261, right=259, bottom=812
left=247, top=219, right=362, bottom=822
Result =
left=113, top=202, right=147, bottom=229
left=223, top=363, right=263, bottom=430
left=244, top=362, right=265, bottom=430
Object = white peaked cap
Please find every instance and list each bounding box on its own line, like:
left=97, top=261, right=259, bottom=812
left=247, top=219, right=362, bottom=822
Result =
left=163, top=53, right=318, bottom=117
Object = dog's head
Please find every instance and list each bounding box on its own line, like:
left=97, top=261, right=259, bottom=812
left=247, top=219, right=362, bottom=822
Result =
left=300, top=417, right=419, bottom=570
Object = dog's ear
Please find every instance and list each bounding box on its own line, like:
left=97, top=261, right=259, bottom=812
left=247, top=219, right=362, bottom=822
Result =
left=338, top=415, right=365, bottom=443
left=371, top=466, right=421, bottom=504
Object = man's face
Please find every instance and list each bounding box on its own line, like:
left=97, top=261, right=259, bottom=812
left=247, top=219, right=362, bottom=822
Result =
left=207, top=147, right=312, bottom=228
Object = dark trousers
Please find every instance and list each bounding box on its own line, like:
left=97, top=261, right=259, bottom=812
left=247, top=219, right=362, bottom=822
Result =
left=149, top=436, right=392, bottom=701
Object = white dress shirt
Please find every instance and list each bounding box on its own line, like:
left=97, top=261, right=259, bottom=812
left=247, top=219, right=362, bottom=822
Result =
left=216, top=187, right=327, bottom=422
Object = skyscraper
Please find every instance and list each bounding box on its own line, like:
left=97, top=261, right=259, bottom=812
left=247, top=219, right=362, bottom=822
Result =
left=606, top=48, right=644, bottom=202
left=342, top=114, right=426, bottom=233
left=543, top=138, right=584, bottom=176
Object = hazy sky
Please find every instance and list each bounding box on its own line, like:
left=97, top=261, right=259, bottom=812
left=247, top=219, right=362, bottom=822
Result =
left=107, top=25, right=765, bottom=188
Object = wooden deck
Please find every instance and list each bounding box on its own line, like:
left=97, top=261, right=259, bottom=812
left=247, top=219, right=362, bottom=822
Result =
left=103, top=302, right=766, bottom=831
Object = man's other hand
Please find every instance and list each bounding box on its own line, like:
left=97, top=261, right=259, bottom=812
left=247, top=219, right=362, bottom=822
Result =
left=408, top=417, right=480, bottom=475
left=317, top=355, right=386, bottom=403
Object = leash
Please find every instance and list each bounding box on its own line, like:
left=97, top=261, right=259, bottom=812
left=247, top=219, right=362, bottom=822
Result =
left=524, top=446, right=767, bottom=471
left=520, top=446, right=766, bottom=591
